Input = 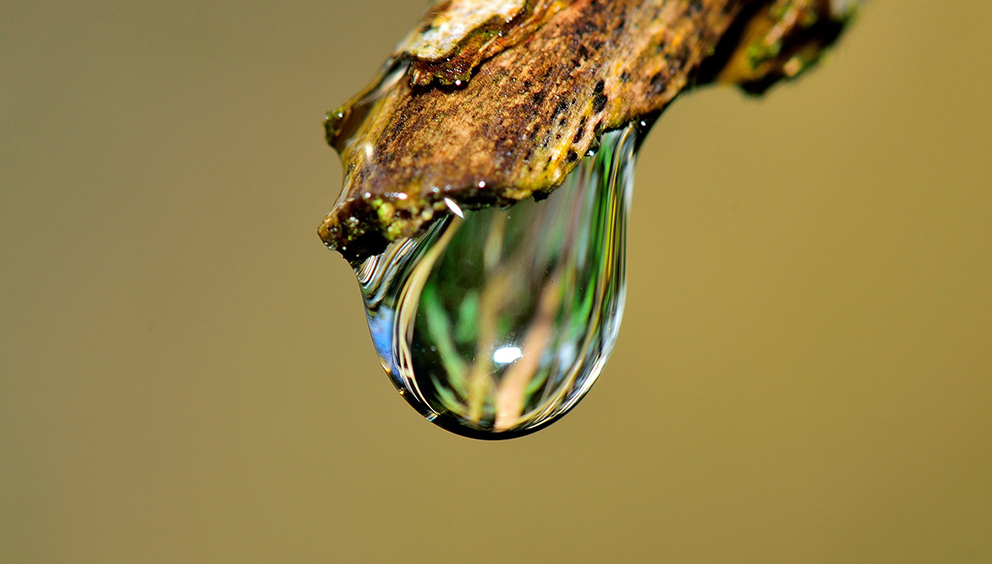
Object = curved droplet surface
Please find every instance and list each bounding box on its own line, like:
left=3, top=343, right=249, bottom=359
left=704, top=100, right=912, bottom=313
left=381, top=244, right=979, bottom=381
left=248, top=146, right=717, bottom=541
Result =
left=355, top=125, right=637, bottom=439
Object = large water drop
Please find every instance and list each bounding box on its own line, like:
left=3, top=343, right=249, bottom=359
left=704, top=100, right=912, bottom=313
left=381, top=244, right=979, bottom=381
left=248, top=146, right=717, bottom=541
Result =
left=355, top=125, right=637, bottom=439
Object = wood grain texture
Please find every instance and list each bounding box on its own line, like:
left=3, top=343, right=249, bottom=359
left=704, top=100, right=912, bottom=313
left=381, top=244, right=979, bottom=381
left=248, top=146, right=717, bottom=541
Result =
left=320, top=0, right=861, bottom=264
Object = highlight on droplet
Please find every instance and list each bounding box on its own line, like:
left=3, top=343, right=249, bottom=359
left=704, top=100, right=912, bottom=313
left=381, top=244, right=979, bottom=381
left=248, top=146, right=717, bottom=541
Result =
left=493, top=346, right=523, bottom=364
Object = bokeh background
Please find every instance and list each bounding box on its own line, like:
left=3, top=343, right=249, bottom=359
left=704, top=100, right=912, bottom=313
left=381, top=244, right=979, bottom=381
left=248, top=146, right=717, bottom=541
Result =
left=2, top=1, right=990, bottom=562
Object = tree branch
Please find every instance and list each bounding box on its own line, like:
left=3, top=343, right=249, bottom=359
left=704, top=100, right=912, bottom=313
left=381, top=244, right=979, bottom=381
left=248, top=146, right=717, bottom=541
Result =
left=319, top=0, right=862, bottom=264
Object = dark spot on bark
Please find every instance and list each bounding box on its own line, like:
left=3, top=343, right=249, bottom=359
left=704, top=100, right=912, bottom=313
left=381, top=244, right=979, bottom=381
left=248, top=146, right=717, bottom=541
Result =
left=566, top=150, right=578, bottom=162
left=573, top=116, right=587, bottom=143
left=578, top=20, right=598, bottom=35
left=592, top=93, right=608, bottom=113
left=594, top=80, right=605, bottom=94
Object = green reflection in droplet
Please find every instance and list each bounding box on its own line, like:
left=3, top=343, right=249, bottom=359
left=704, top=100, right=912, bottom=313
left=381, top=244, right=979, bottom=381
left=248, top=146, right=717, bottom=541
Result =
left=356, top=125, right=638, bottom=439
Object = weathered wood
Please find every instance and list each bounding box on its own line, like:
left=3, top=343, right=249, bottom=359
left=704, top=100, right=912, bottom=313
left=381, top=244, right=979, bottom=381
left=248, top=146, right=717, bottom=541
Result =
left=320, top=0, right=861, bottom=264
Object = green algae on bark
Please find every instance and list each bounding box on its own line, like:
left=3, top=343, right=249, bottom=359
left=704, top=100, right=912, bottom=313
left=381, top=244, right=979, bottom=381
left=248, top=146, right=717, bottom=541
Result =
left=319, top=0, right=862, bottom=264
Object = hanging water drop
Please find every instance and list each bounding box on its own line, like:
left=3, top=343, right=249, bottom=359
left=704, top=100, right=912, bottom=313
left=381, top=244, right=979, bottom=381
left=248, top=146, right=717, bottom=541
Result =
left=355, top=125, right=638, bottom=439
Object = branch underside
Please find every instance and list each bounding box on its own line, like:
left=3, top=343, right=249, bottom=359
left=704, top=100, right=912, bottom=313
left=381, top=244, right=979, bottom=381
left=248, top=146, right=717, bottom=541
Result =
left=320, top=0, right=860, bottom=264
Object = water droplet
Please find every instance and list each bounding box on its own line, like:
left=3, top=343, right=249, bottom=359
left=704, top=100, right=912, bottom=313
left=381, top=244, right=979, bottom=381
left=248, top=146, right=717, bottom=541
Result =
left=355, top=125, right=638, bottom=439
left=325, top=57, right=409, bottom=155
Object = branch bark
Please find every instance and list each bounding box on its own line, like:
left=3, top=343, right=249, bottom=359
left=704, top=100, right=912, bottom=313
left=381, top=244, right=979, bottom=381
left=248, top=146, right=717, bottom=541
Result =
left=319, top=0, right=862, bottom=264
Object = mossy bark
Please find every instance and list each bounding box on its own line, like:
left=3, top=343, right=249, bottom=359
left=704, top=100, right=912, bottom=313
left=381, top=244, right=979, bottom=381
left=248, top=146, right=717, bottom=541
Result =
left=320, top=0, right=861, bottom=264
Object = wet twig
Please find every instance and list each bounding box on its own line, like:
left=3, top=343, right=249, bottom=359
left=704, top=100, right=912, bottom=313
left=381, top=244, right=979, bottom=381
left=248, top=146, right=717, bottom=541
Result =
left=319, top=0, right=862, bottom=264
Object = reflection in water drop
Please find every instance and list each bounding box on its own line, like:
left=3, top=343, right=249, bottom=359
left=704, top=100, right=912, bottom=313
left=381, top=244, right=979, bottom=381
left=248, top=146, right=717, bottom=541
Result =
left=355, top=125, right=638, bottom=439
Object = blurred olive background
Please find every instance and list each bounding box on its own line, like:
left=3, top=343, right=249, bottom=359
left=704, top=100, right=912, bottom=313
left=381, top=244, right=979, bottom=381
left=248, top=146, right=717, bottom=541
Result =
left=2, top=1, right=990, bottom=562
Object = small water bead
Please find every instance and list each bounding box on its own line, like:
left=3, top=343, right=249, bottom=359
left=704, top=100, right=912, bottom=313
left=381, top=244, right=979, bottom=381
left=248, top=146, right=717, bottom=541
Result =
left=355, top=125, right=638, bottom=439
